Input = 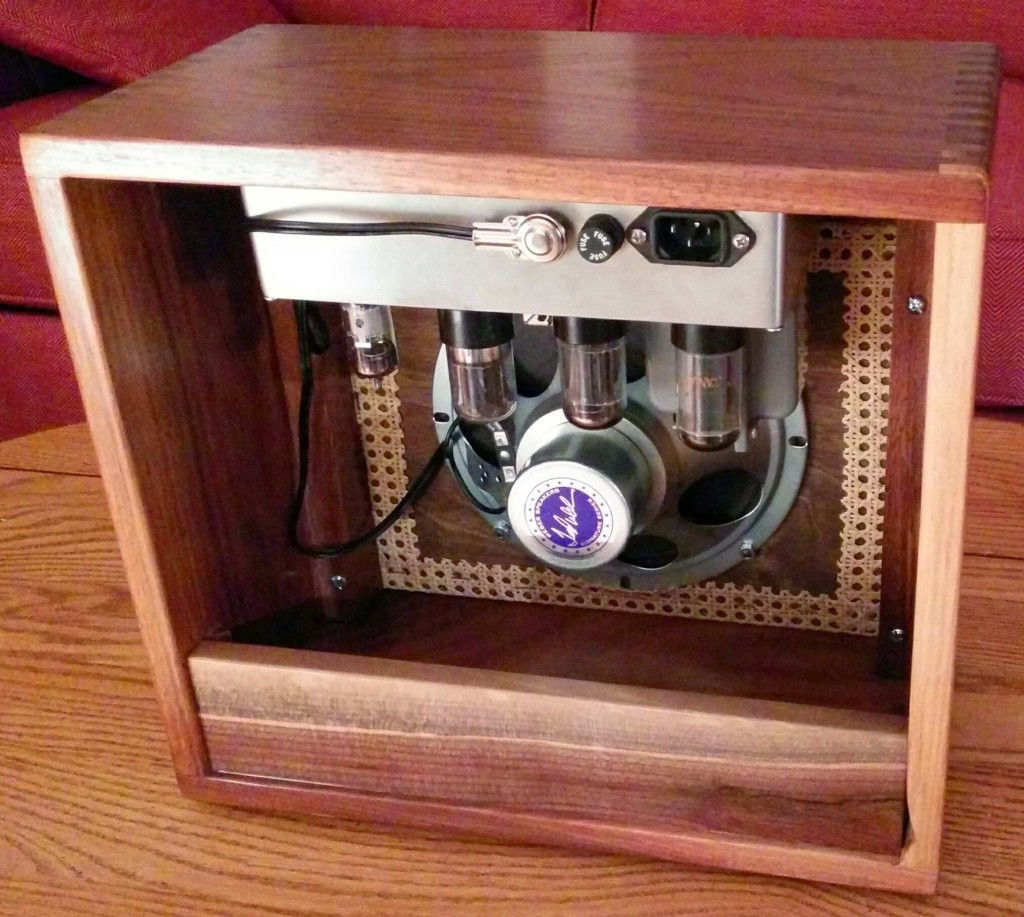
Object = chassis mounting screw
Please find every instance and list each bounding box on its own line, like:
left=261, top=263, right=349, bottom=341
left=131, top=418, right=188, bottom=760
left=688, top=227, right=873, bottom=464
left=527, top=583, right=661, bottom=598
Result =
left=889, top=627, right=906, bottom=643
left=907, top=295, right=927, bottom=315
left=329, top=574, right=347, bottom=591
left=629, top=228, right=648, bottom=245
left=492, top=521, right=512, bottom=539
left=731, top=233, right=751, bottom=251
left=739, top=540, right=757, bottom=560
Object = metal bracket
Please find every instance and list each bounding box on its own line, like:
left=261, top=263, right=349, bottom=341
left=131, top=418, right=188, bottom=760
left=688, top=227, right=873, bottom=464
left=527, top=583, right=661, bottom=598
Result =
left=472, top=213, right=567, bottom=263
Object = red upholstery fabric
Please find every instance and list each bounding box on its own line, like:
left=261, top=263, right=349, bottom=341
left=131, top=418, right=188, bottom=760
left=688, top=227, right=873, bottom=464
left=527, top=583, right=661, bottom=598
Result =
left=593, top=1, right=1024, bottom=79
left=0, top=86, right=106, bottom=310
left=0, top=309, right=84, bottom=442
left=269, top=0, right=590, bottom=30
left=0, top=0, right=285, bottom=87
left=989, top=80, right=1024, bottom=241
left=978, top=78, right=1024, bottom=406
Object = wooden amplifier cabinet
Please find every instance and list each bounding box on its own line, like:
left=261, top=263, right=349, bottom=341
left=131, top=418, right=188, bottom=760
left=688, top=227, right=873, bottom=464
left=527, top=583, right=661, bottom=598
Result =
left=24, top=27, right=999, bottom=893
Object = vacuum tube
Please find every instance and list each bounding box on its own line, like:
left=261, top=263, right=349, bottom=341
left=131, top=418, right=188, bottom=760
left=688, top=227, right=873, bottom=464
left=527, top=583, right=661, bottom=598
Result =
left=554, top=317, right=626, bottom=430
left=342, top=302, right=398, bottom=378
left=438, top=310, right=517, bottom=423
left=673, top=323, right=746, bottom=451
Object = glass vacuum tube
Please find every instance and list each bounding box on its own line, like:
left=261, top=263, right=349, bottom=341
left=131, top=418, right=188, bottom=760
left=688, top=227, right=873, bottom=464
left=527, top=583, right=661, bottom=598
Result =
left=438, top=310, right=517, bottom=423
left=673, top=323, right=746, bottom=451
left=554, top=317, right=626, bottom=430
left=342, top=302, right=398, bottom=378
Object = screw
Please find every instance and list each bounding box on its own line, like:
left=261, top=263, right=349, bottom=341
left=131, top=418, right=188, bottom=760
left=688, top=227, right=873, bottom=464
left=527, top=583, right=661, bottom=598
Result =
left=629, top=228, right=648, bottom=245
left=731, top=233, right=751, bottom=251
left=907, top=295, right=927, bottom=315
left=509, top=246, right=522, bottom=259
left=329, top=574, right=347, bottom=592
left=739, top=539, right=757, bottom=560
left=492, top=521, right=512, bottom=539
left=889, top=627, right=906, bottom=643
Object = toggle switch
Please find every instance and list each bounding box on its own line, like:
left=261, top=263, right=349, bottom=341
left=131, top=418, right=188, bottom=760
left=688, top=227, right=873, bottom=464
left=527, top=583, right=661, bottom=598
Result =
left=472, top=213, right=566, bottom=262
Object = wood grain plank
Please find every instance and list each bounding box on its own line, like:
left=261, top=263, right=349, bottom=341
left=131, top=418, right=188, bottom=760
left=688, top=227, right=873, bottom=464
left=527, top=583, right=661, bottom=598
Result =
left=191, top=641, right=905, bottom=743
left=0, top=469, right=125, bottom=589
left=191, top=642, right=906, bottom=859
left=2, top=862, right=1021, bottom=917
left=902, top=223, right=986, bottom=880
left=951, top=553, right=1024, bottom=759
left=200, top=721, right=905, bottom=851
left=0, top=422, right=97, bottom=476
left=23, top=29, right=998, bottom=222
left=941, top=756, right=1024, bottom=887
left=955, top=554, right=1024, bottom=696
left=964, top=411, right=1024, bottom=560
left=950, top=694, right=1024, bottom=755
left=876, top=221, right=933, bottom=678
left=185, top=770, right=934, bottom=895
left=309, top=591, right=906, bottom=714
left=25, top=176, right=317, bottom=782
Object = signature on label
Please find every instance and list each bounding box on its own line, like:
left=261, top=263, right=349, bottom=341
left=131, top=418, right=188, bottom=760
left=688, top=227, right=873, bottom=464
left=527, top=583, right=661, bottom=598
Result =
left=548, top=489, right=580, bottom=546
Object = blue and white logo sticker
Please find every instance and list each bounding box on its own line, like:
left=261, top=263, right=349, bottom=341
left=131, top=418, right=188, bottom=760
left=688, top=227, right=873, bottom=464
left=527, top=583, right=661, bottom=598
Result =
left=524, top=478, right=614, bottom=558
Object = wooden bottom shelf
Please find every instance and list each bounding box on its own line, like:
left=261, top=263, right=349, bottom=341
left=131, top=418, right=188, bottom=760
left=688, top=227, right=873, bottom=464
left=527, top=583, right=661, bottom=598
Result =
left=303, top=591, right=908, bottom=714
left=190, top=593, right=908, bottom=866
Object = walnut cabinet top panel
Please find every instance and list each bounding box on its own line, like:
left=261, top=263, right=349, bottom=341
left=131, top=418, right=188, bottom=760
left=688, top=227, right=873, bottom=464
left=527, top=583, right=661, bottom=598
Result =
left=23, top=26, right=999, bottom=221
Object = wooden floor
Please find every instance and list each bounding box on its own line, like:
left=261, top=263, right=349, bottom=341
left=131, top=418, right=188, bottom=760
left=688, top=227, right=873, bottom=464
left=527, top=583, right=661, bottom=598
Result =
left=1, top=416, right=1022, bottom=915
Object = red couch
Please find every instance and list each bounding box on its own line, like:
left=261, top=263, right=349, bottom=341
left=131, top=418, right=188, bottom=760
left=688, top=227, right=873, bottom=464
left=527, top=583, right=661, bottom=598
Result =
left=1, top=0, right=1021, bottom=442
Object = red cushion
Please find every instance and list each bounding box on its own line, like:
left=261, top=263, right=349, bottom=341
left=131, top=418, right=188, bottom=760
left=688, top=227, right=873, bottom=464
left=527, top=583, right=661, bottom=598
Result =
left=593, top=0, right=1024, bottom=79
left=977, top=78, right=1024, bottom=406
left=0, top=308, right=84, bottom=442
left=989, top=79, right=1024, bottom=239
left=269, top=0, right=590, bottom=29
left=0, top=0, right=285, bottom=86
left=0, top=86, right=106, bottom=310
left=978, top=237, right=1024, bottom=406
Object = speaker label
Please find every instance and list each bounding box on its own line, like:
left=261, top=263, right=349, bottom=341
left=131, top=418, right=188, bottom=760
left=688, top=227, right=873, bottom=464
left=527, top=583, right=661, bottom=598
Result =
left=526, top=479, right=613, bottom=557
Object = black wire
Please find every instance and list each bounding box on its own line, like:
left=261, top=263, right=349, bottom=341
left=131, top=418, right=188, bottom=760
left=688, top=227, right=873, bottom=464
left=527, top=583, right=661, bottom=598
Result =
left=249, top=217, right=473, bottom=241
left=287, top=300, right=456, bottom=558
left=444, top=425, right=507, bottom=516
left=304, top=302, right=331, bottom=355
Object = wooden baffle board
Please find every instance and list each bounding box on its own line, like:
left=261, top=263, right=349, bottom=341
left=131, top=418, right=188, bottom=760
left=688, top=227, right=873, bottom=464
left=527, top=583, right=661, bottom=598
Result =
left=23, top=27, right=999, bottom=893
